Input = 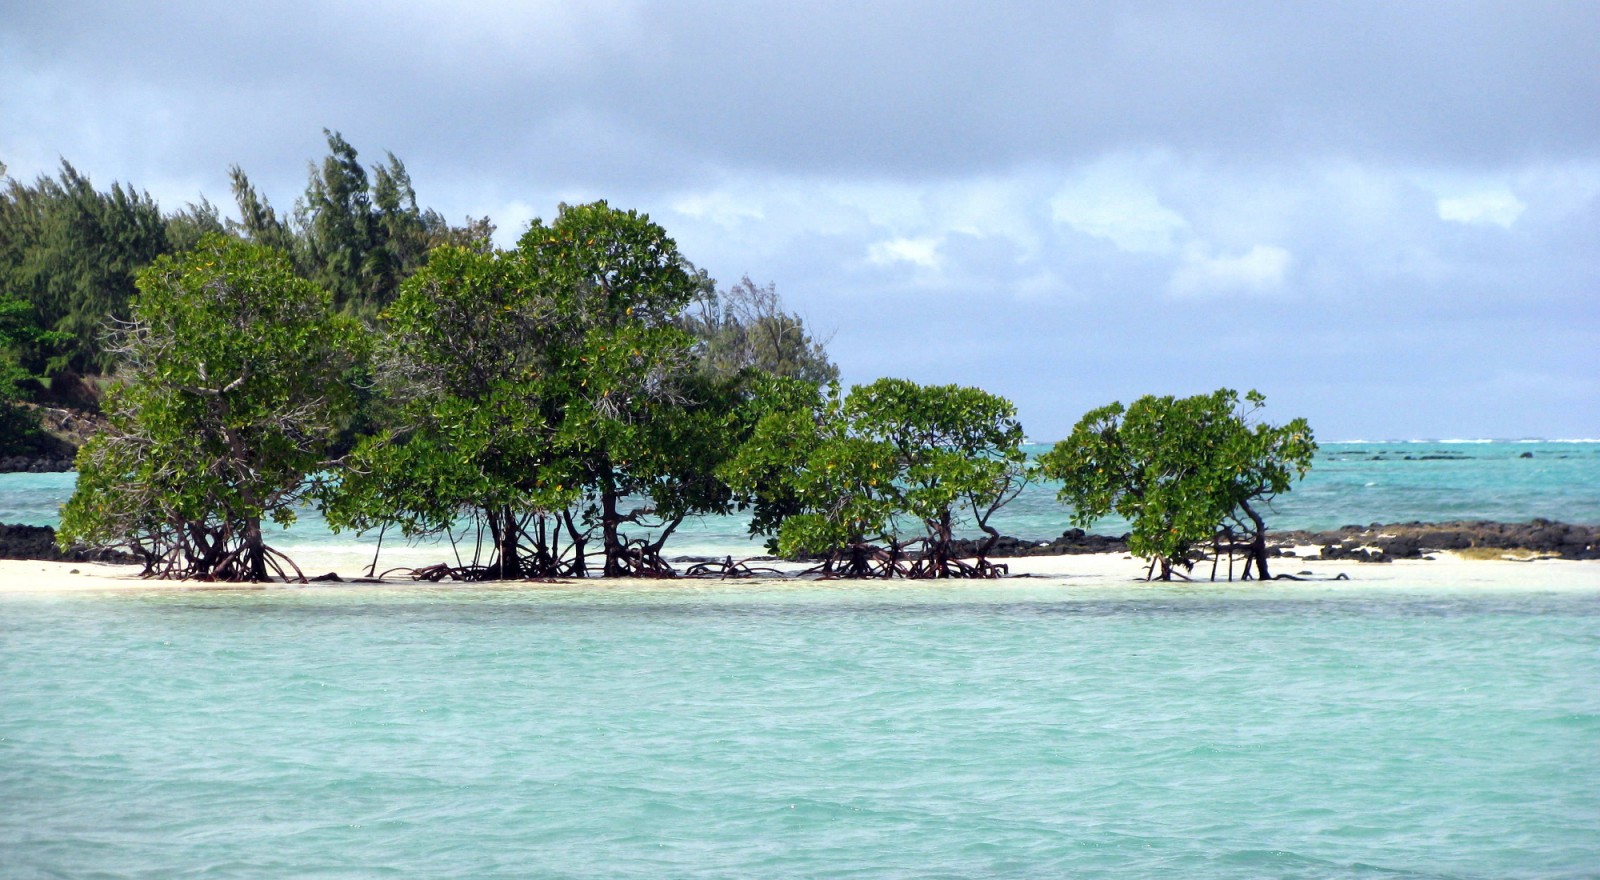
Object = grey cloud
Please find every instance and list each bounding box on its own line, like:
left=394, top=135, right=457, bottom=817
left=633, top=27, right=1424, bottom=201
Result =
left=8, top=1, right=1599, bottom=191
left=3, top=1, right=1596, bottom=439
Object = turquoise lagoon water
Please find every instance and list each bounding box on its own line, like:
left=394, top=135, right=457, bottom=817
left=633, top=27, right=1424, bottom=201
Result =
left=5, top=441, right=1599, bottom=571
left=3, top=581, right=1599, bottom=878
left=4, top=442, right=1600, bottom=877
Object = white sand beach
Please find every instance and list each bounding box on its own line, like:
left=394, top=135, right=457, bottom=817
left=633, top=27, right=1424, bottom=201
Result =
left=4, top=552, right=1597, bottom=594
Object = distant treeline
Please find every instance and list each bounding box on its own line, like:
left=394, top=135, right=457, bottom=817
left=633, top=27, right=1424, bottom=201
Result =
left=0, top=131, right=500, bottom=384
left=0, top=131, right=833, bottom=449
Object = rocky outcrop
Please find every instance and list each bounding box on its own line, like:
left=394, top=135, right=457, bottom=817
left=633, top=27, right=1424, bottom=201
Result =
left=0, top=403, right=97, bottom=473
left=0, top=523, right=133, bottom=563
left=949, top=528, right=1131, bottom=558
left=1272, top=519, right=1600, bottom=562
left=0, top=455, right=75, bottom=473
left=955, top=520, right=1598, bottom=563
left=4, top=518, right=1594, bottom=567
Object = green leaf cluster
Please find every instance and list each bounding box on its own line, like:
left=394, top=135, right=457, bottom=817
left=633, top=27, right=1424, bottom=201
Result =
left=231, top=130, right=492, bottom=321
left=0, top=162, right=169, bottom=375
left=57, top=235, right=366, bottom=580
left=0, top=291, right=49, bottom=452
left=724, top=378, right=1028, bottom=575
left=1036, top=388, right=1315, bottom=580
left=25, top=144, right=1331, bottom=587
left=330, top=201, right=760, bottom=578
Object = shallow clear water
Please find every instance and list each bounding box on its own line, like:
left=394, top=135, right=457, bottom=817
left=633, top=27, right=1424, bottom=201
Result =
left=3, top=582, right=1597, bottom=878
left=5, top=442, right=1598, bottom=570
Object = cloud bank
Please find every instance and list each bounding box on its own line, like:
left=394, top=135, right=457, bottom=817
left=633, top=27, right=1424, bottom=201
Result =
left=3, top=0, right=1597, bottom=439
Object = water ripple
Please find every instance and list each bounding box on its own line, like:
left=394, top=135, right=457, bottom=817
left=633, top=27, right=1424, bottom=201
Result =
left=3, top=586, right=1597, bottom=877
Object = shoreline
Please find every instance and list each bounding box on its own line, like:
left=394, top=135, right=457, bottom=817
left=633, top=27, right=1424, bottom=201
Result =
left=5, top=551, right=1598, bottom=595
left=6, top=518, right=1598, bottom=579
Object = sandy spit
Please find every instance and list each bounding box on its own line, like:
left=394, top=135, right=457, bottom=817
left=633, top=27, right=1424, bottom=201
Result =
left=3, top=552, right=1598, bottom=595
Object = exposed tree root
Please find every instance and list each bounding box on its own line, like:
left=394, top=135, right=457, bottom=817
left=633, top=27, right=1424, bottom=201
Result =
left=683, top=556, right=788, bottom=579
left=123, top=522, right=307, bottom=583
left=803, top=540, right=1007, bottom=579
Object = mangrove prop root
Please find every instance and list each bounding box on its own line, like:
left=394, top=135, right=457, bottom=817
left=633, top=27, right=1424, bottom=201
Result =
left=683, top=556, right=788, bottom=579
left=126, top=524, right=307, bottom=583
left=806, top=541, right=1008, bottom=580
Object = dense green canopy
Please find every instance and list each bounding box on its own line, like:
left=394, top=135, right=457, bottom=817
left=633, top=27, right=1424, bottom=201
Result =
left=724, top=378, right=1028, bottom=577
left=1036, top=388, right=1316, bottom=580
left=329, top=202, right=778, bottom=579
left=0, top=133, right=490, bottom=390
left=0, top=161, right=168, bottom=375
left=679, top=275, right=838, bottom=385
left=57, top=235, right=366, bottom=580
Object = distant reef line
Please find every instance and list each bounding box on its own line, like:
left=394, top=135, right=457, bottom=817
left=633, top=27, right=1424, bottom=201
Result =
left=4, top=520, right=1597, bottom=568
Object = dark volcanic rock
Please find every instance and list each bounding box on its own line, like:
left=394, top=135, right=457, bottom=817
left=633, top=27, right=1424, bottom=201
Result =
left=0, top=523, right=133, bottom=563
left=1273, top=519, right=1600, bottom=562
left=950, top=529, right=1130, bottom=559
left=947, top=519, right=1599, bottom=566
left=0, top=524, right=59, bottom=560
left=0, top=456, right=75, bottom=473
left=1383, top=535, right=1423, bottom=559
left=1315, top=543, right=1392, bottom=563
left=959, top=519, right=1597, bottom=563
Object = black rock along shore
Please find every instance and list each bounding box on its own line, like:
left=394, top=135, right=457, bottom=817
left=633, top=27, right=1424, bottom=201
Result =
left=0, top=455, right=75, bottom=473
left=0, top=524, right=133, bottom=563
left=1270, top=519, right=1600, bottom=562
left=953, top=519, right=1600, bottom=562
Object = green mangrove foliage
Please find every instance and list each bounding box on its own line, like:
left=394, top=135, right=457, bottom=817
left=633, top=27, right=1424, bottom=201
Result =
left=25, top=142, right=1329, bottom=585
left=724, top=378, right=1029, bottom=578
left=290, top=129, right=484, bottom=316
left=1036, top=388, right=1316, bottom=581
left=524, top=201, right=713, bottom=576
left=228, top=129, right=493, bottom=320
left=329, top=202, right=762, bottom=579
left=324, top=243, right=561, bottom=577
left=57, top=235, right=366, bottom=581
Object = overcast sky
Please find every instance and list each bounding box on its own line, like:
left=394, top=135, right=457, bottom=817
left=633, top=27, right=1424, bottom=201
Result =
left=4, top=1, right=1597, bottom=440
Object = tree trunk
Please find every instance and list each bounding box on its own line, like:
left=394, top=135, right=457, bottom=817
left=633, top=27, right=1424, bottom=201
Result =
left=487, top=505, right=521, bottom=579
left=1238, top=499, right=1271, bottom=580
left=600, top=471, right=624, bottom=577
left=187, top=522, right=217, bottom=575
left=641, top=515, right=684, bottom=573
left=562, top=508, right=588, bottom=577
left=931, top=510, right=952, bottom=577
left=975, top=517, right=1001, bottom=560
left=846, top=539, right=871, bottom=577
left=243, top=515, right=267, bottom=582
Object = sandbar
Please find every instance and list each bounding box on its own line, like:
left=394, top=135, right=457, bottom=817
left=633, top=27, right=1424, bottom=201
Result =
left=3, top=552, right=1597, bottom=595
